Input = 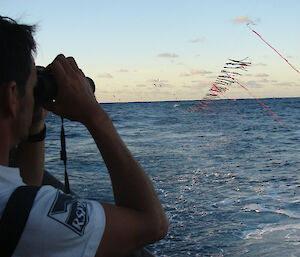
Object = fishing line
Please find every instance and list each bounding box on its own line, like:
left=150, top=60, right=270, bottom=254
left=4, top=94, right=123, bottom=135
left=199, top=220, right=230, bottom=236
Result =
left=60, top=117, right=70, bottom=194
left=247, top=24, right=300, bottom=74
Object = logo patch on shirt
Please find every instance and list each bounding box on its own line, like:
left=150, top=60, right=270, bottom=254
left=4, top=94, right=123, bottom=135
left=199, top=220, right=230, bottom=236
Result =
left=48, top=190, right=89, bottom=236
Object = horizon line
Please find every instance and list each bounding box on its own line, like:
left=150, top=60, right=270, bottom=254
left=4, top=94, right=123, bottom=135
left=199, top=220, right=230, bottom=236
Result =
left=100, top=96, right=300, bottom=104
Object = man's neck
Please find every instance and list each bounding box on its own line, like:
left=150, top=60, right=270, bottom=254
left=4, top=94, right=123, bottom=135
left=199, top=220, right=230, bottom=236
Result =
left=0, top=123, right=14, bottom=166
left=0, top=150, right=9, bottom=166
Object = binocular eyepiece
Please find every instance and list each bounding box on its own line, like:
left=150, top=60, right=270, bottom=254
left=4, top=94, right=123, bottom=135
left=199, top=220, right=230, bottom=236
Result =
left=35, top=70, right=95, bottom=104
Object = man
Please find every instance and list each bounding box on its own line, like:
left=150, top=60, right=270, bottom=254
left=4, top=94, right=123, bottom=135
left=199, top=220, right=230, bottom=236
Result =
left=0, top=16, right=168, bottom=256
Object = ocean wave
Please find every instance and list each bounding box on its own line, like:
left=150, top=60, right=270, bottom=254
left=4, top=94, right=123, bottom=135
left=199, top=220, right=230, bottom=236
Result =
left=242, top=203, right=300, bottom=219
left=242, top=223, right=300, bottom=239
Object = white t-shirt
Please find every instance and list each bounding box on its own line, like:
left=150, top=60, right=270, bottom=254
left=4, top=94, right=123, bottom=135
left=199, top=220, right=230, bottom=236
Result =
left=0, top=166, right=106, bottom=257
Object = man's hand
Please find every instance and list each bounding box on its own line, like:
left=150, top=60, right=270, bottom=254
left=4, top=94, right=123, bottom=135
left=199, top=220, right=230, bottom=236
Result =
left=29, top=106, right=48, bottom=135
left=44, top=54, right=101, bottom=124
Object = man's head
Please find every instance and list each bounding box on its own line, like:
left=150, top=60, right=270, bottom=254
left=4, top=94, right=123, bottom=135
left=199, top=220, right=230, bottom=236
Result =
left=0, top=16, right=36, bottom=96
left=0, top=16, right=37, bottom=145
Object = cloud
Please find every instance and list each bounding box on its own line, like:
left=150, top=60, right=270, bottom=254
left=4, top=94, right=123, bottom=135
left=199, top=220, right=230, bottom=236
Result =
left=255, top=62, right=267, bottom=67
left=98, top=73, right=113, bottom=78
left=146, top=79, right=169, bottom=83
left=275, top=82, right=296, bottom=87
left=136, top=84, right=147, bottom=88
left=145, top=79, right=171, bottom=88
left=245, top=80, right=263, bottom=88
left=194, top=80, right=212, bottom=87
left=232, top=16, right=257, bottom=25
left=188, top=37, right=205, bottom=43
left=146, top=79, right=155, bottom=82
left=257, top=78, right=269, bottom=83
left=182, top=85, right=193, bottom=89
left=286, top=55, right=295, bottom=59
left=180, top=69, right=212, bottom=77
left=233, top=16, right=249, bottom=24
left=207, top=75, right=218, bottom=79
left=180, top=72, right=191, bottom=77
left=159, top=83, right=173, bottom=88
left=190, top=69, right=212, bottom=75
left=255, top=73, right=269, bottom=77
left=157, top=53, right=179, bottom=58
left=98, top=89, right=109, bottom=94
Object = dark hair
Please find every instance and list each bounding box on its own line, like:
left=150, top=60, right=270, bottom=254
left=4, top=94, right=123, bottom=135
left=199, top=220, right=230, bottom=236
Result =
left=0, top=16, right=36, bottom=96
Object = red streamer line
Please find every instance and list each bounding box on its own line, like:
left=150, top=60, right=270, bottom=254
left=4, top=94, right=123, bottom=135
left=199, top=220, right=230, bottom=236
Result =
left=207, top=98, right=226, bottom=112
left=232, top=77, right=282, bottom=123
left=211, top=84, right=244, bottom=117
left=218, top=97, right=244, bottom=118
left=200, top=100, right=217, bottom=114
left=247, top=24, right=300, bottom=74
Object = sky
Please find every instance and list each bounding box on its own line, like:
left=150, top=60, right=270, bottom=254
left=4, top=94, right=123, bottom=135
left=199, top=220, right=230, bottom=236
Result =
left=1, top=0, right=300, bottom=103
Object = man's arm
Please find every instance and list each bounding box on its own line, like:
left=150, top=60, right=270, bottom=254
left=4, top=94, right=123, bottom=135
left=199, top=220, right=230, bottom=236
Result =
left=14, top=109, right=47, bottom=186
left=45, top=54, right=168, bottom=257
left=85, top=109, right=168, bottom=257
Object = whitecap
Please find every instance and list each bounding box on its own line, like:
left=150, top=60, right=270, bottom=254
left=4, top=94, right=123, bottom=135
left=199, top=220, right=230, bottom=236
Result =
left=242, top=203, right=300, bottom=218
left=242, top=223, right=300, bottom=239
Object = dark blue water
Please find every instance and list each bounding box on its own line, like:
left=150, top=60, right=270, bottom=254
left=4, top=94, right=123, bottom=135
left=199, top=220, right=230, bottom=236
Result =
left=45, top=98, right=300, bottom=257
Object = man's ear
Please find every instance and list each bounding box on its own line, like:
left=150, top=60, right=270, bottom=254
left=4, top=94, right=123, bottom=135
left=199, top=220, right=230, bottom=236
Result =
left=0, top=81, right=19, bottom=118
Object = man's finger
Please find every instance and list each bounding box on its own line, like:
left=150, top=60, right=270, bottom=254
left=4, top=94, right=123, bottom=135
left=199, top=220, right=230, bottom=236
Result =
left=54, top=54, right=74, bottom=75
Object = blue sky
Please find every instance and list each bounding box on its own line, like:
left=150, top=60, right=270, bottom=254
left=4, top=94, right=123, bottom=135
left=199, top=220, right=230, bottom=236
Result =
left=2, top=0, right=300, bottom=102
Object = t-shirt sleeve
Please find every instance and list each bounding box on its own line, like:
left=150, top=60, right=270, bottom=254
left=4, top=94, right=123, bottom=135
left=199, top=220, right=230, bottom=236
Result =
left=13, top=185, right=106, bottom=257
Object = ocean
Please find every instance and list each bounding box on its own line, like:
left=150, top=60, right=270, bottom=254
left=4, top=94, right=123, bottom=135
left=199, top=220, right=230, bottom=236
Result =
left=44, top=98, right=300, bottom=257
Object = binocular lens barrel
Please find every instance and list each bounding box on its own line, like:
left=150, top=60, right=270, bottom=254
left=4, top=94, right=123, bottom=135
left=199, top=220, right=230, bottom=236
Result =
left=35, top=70, right=95, bottom=103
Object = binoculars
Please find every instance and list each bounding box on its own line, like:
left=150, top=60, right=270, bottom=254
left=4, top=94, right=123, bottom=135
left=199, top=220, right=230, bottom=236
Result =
left=35, top=70, right=95, bottom=104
